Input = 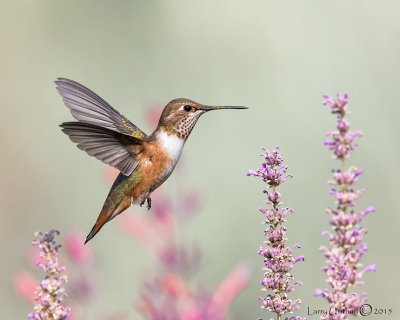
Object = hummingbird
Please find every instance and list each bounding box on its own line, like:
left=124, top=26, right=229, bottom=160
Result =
left=56, top=78, right=247, bottom=244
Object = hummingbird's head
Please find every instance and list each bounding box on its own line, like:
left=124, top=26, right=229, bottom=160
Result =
left=157, top=98, right=247, bottom=139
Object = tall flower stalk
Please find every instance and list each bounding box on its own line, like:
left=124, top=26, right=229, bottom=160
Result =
left=28, top=230, right=71, bottom=320
left=248, top=146, right=306, bottom=320
left=317, top=93, right=376, bottom=319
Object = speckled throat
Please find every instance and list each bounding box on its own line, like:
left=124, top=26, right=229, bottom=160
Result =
left=158, top=112, right=204, bottom=140
left=176, top=113, right=202, bottom=139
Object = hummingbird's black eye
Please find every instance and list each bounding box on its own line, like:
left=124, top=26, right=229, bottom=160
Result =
left=183, top=105, right=192, bottom=112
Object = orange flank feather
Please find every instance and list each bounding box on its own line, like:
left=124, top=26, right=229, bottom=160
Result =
left=131, top=141, right=176, bottom=203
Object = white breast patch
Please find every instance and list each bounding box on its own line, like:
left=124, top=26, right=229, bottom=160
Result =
left=158, top=130, right=185, bottom=162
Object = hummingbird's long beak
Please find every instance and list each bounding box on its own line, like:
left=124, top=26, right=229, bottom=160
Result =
left=203, top=105, right=248, bottom=111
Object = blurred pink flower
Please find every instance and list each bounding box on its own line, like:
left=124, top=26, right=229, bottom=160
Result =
left=13, top=271, right=38, bottom=303
left=118, top=192, right=177, bottom=258
left=150, top=193, right=176, bottom=236
left=182, top=191, right=201, bottom=214
left=138, top=265, right=250, bottom=320
left=161, top=273, right=192, bottom=299
left=69, top=274, right=93, bottom=301
left=65, top=231, right=93, bottom=266
left=118, top=212, right=162, bottom=256
left=211, top=264, right=250, bottom=313
left=182, top=264, right=250, bottom=320
left=117, top=208, right=176, bottom=258
left=181, top=311, right=203, bottom=320
left=146, top=105, right=162, bottom=128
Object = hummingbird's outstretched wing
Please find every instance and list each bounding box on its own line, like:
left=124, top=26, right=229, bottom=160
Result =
left=56, top=78, right=148, bottom=176
left=60, top=122, right=143, bottom=176
left=55, top=78, right=147, bottom=139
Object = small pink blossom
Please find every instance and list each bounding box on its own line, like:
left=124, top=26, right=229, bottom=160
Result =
left=247, top=146, right=293, bottom=186
left=323, top=92, right=349, bottom=116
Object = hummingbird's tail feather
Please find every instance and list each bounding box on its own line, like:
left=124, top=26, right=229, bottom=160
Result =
left=84, top=197, right=131, bottom=244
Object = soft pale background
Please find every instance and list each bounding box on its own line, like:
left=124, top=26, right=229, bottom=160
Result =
left=1, top=0, right=399, bottom=319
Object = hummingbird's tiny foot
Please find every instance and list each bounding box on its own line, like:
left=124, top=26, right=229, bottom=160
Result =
left=146, top=196, right=152, bottom=210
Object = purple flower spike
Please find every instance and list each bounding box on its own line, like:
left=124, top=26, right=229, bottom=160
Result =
left=318, top=93, right=375, bottom=319
left=249, top=147, right=306, bottom=320
left=323, top=93, right=363, bottom=160
left=28, top=230, right=71, bottom=320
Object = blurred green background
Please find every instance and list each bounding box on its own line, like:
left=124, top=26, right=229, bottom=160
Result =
left=1, top=0, right=399, bottom=319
